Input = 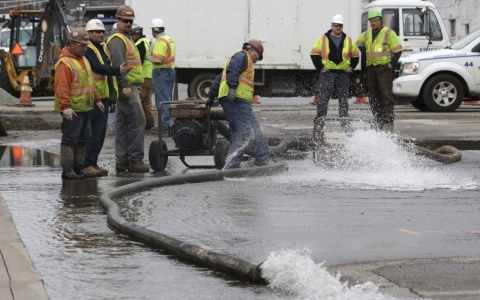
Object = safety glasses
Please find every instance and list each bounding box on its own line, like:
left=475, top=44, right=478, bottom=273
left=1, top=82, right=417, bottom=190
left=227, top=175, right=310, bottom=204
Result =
left=92, top=30, right=104, bottom=34
left=332, top=23, right=343, bottom=28
left=118, top=18, right=134, bottom=24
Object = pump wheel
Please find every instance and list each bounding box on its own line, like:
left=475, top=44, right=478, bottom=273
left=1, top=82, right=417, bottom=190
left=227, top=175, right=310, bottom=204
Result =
left=423, top=74, right=464, bottom=112
left=214, top=139, right=231, bottom=170
left=149, top=140, right=168, bottom=171
left=188, top=72, right=218, bottom=100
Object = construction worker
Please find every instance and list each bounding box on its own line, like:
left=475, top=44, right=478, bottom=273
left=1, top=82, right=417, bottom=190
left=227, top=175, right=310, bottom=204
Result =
left=54, top=27, right=104, bottom=180
left=83, top=19, right=132, bottom=177
left=130, top=24, right=155, bottom=130
left=149, top=18, right=176, bottom=135
left=310, top=14, right=359, bottom=131
left=105, top=5, right=149, bottom=173
left=357, top=9, right=403, bottom=132
left=207, top=39, right=274, bottom=169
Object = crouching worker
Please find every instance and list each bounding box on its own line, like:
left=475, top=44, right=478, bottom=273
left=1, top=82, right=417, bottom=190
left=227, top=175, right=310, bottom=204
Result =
left=207, top=39, right=273, bottom=169
left=54, top=28, right=104, bottom=179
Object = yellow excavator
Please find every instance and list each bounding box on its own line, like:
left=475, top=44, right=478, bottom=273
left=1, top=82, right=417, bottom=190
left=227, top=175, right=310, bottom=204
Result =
left=0, top=0, right=70, bottom=97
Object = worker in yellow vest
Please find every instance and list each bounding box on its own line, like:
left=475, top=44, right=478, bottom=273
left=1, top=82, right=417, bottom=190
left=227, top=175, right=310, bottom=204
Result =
left=83, top=18, right=132, bottom=177
left=54, top=28, right=104, bottom=180
left=105, top=5, right=149, bottom=173
left=357, top=9, right=403, bottom=132
left=130, top=24, right=155, bottom=130
left=148, top=18, right=175, bottom=135
left=207, top=39, right=274, bottom=169
left=310, top=14, right=359, bottom=131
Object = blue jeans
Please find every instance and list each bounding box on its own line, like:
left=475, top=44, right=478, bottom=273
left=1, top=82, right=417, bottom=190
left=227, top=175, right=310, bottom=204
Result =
left=152, top=68, right=175, bottom=129
left=316, top=71, right=350, bottom=123
left=220, top=98, right=271, bottom=168
left=60, top=111, right=91, bottom=146
left=84, top=98, right=109, bottom=167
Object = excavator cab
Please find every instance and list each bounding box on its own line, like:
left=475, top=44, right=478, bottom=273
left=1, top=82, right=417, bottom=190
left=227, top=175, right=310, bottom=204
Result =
left=0, top=0, right=70, bottom=97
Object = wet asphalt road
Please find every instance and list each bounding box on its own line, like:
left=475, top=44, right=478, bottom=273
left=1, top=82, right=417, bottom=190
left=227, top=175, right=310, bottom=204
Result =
left=1, top=89, right=480, bottom=299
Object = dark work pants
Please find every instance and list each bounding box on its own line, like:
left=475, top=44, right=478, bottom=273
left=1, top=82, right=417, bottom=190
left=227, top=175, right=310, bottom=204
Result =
left=366, top=64, right=394, bottom=128
left=60, top=111, right=91, bottom=147
left=316, top=71, right=350, bottom=123
left=84, top=98, right=109, bottom=167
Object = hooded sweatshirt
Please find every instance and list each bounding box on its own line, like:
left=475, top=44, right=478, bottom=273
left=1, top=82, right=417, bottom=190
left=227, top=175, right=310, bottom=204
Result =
left=54, top=47, right=101, bottom=111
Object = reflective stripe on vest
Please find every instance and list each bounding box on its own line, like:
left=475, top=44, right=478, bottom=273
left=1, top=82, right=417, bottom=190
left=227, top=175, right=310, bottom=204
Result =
left=105, top=33, right=144, bottom=84
left=218, top=50, right=255, bottom=103
left=311, top=35, right=359, bottom=70
left=152, top=35, right=176, bottom=69
left=54, top=56, right=95, bottom=112
left=135, top=37, right=152, bottom=78
left=87, top=44, right=109, bottom=98
left=358, top=27, right=402, bottom=66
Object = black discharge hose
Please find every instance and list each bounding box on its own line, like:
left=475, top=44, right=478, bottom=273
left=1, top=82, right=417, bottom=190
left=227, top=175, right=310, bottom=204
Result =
left=401, top=144, right=462, bottom=164
left=99, top=162, right=288, bottom=283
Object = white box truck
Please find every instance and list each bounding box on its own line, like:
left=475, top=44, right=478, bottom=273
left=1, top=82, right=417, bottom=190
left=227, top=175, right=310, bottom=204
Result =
left=126, top=0, right=450, bottom=100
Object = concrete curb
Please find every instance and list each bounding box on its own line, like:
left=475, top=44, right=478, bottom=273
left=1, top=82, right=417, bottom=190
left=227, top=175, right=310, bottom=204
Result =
left=0, top=193, right=49, bottom=300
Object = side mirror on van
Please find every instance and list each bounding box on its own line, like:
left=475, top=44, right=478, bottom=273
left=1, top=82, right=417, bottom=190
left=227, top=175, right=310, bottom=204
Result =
left=422, top=7, right=432, bottom=40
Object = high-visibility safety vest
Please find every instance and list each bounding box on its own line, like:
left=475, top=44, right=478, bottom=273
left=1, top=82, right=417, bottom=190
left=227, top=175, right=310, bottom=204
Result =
left=151, top=34, right=176, bottom=70
left=356, top=27, right=404, bottom=66
left=87, top=44, right=119, bottom=99
left=105, top=33, right=144, bottom=85
left=218, top=50, right=254, bottom=102
left=135, top=36, right=152, bottom=79
left=54, top=56, right=95, bottom=112
left=310, top=35, right=359, bottom=70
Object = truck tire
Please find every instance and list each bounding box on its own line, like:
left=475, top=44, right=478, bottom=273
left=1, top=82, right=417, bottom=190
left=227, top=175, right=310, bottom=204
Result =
left=149, top=140, right=168, bottom=172
left=188, top=72, right=217, bottom=100
left=410, top=96, right=429, bottom=111
left=422, top=74, right=464, bottom=112
left=0, top=51, right=19, bottom=97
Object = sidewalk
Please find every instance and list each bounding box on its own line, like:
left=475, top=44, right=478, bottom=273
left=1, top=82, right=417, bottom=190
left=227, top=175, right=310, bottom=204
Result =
left=0, top=193, right=49, bottom=300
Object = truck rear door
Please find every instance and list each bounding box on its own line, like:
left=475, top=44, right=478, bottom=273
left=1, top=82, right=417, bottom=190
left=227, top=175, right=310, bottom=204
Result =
left=248, top=1, right=299, bottom=68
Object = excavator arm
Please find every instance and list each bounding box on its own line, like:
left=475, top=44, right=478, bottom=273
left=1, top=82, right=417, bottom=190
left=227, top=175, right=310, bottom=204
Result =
left=35, top=0, right=70, bottom=86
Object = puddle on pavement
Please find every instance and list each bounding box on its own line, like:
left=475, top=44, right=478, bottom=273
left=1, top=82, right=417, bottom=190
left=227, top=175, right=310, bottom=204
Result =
left=0, top=145, right=60, bottom=167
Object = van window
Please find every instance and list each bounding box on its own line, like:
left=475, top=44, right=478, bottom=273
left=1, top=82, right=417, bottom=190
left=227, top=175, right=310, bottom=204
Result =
left=361, top=13, right=368, bottom=33
left=403, top=9, right=443, bottom=41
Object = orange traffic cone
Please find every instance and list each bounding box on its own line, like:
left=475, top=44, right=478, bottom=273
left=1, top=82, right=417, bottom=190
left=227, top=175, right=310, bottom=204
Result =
left=464, top=97, right=479, bottom=105
left=253, top=95, right=261, bottom=104
left=354, top=96, right=368, bottom=104
left=16, top=76, right=35, bottom=107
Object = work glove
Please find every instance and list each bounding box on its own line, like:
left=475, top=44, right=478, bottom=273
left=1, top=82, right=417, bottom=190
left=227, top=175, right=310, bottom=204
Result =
left=205, top=98, right=214, bottom=108
left=120, top=87, right=132, bottom=100
left=226, top=88, right=236, bottom=102
left=62, top=108, right=76, bottom=121
left=96, top=101, right=105, bottom=112
left=119, top=62, right=132, bottom=76
left=109, top=103, right=116, bottom=113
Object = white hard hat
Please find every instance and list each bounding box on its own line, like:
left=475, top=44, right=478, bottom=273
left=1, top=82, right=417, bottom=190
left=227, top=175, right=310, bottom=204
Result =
left=331, top=14, right=344, bottom=24
left=113, top=23, right=117, bottom=29
left=85, top=19, right=105, bottom=31
left=150, top=18, right=164, bottom=28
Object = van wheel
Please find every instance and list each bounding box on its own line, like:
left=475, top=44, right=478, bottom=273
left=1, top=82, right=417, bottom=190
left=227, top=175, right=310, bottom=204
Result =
left=423, top=74, right=464, bottom=112
left=410, top=96, right=429, bottom=111
left=188, top=72, right=217, bottom=100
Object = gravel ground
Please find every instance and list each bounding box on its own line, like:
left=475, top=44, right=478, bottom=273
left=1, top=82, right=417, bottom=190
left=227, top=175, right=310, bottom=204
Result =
left=0, top=88, right=21, bottom=106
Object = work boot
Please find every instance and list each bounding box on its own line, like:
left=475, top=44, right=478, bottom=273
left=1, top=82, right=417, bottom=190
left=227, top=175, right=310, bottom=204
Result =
left=255, top=160, right=275, bottom=166
left=60, top=145, right=84, bottom=180
left=116, top=161, right=129, bottom=172
left=150, top=126, right=160, bottom=134
left=83, top=165, right=100, bottom=177
left=94, top=165, right=109, bottom=176
left=162, top=127, right=171, bottom=137
left=128, top=160, right=150, bottom=173
left=73, top=145, right=96, bottom=178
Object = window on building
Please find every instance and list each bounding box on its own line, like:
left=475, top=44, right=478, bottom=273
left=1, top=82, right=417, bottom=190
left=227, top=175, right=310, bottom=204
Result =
left=450, top=19, right=456, bottom=37
left=465, top=24, right=470, bottom=35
